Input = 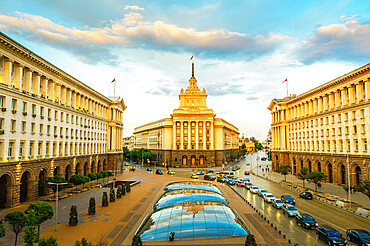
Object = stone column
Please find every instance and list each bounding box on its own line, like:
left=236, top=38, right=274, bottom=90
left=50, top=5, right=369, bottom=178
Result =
left=14, top=64, right=22, bottom=89
left=180, top=121, right=183, bottom=149
left=357, top=82, right=364, bottom=102
left=203, top=121, right=206, bottom=150
left=349, top=84, right=355, bottom=105
left=44, top=78, right=48, bottom=99
left=210, top=121, right=214, bottom=150
left=34, top=74, right=40, bottom=96
left=188, top=121, right=191, bottom=148
left=4, top=59, right=12, bottom=87
left=366, top=79, right=370, bottom=101
left=330, top=92, right=335, bottom=109
left=173, top=121, right=176, bottom=149
left=195, top=121, right=199, bottom=149
left=335, top=90, right=341, bottom=107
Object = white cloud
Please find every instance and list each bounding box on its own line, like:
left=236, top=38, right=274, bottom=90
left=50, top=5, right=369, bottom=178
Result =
left=124, top=5, right=144, bottom=11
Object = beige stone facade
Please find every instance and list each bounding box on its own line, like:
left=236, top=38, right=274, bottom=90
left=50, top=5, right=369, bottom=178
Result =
left=0, top=32, right=126, bottom=207
left=268, top=63, right=370, bottom=186
left=134, top=64, right=239, bottom=167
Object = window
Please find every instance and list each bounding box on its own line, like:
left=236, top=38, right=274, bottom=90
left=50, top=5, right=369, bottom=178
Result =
left=340, top=140, right=343, bottom=151
left=29, top=142, right=33, bottom=157
left=361, top=109, right=365, bottom=118
left=337, top=114, right=341, bottom=122
left=328, top=141, right=330, bottom=151
left=347, top=140, right=351, bottom=152
left=345, top=126, right=349, bottom=135
left=332, top=128, right=335, bottom=136
left=32, top=104, right=36, bottom=114
left=331, top=115, right=335, bottom=124
left=355, top=140, right=359, bottom=152
left=40, top=106, right=44, bottom=117
left=352, top=111, right=356, bottom=120
left=60, top=112, right=64, bottom=121
left=71, top=115, right=74, bottom=124
left=326, top=117, right=329, bottom=125
left=345, top=112, right=348, bottom=121
left=338, top=127, right=342, bottom=136
left=353, top=125, right=357, bottom=134
left=19, top=142, right=24, bottom=157
left=8, top=142, right=14, bottom=157
left=10, top=120, right=16, bottom=131
left=31, top=123, right=35, bottom=133
left=46, top=142, right=49, bottom=156
left=47, top=125, right=50, bottom=135
left=54, top=126, right=57, bottom=135
left=0, top=96, right=5, bottom=108
left=322, top=141, right=325, bottom=151
left=39, top=124, right=43, bottom=134
left=361, top=124, right=366, bottom=134
left=53, top=143, right=56, bottom=156
left=11, top=99, right=17, bottom=110
left=21, top=121, right=26, bottom=132
left=22, top=102, right=27, bottom=113
left=48, top=108, right=51, bottom=118
left=365, top=140, right=368, bottom=152
left=66, top=113, right=69, bottom=123
left=38, top=142, right=42, bottom=156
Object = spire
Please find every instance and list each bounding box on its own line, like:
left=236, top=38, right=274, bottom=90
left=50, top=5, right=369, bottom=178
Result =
left=192, top=63, right=194, bottom=78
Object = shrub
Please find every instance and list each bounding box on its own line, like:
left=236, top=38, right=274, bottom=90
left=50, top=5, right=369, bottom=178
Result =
left=69, top=205, right=78, bottom=226
left=75, top=237, right=95, bottom=246
left=109, top=188, right=116, bottom=202
left=0, top=223, right=5, bottom=238
left=117, top=185, right=122, bottom=198
left=23, top=226, right=37, bottom=246
left=126, top=183, right=131, bottom=193
left=88, top=197, right=96, bottom=215
left=102, top=192, right=108, bottom=207
left=245, top=233, right=257, bottom=246
left=38, top=236, right=58, bottom=246
left=131, top=235, right=142, bottom=246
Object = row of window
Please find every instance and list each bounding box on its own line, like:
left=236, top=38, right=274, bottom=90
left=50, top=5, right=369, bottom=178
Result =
left=291, top=124, right=367, bottom=139
left=291, top=139, right=368, bottom=153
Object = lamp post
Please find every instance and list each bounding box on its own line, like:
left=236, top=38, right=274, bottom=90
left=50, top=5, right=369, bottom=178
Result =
left=346, top=150, right=357, bottom=210
left=48, top=182, right=67, bottom=231
left=256, top=151, right=259, bottom=176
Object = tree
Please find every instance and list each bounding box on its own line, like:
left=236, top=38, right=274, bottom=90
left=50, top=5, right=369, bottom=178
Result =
left=131, top=235, right=142, bottom=246
left=117, top=185, right=123, bottom=198
left=250, top=137, right=263, bottom=150
left=306, top=171, right=327, bottom=192
left=87, top=173, right=97, bottom=187
left=42, top=176, right=68, bottom=197
left=355, top=180, right=370, bottom=200
left=109, top=188, right=116, bottom=202
left=5, top=211, right=27, bottom=246
left=126, top=183, right=131, bottom=193
left=81, top=176, right=90, bottom=190
left=23, top=226, right=37, bottom=246
left=102, top=192, right=108, bottom=207
left=0, top=223, right=5, bottom=238
left=267, top=151, right=271, bottom=161
left=100, top=171, right=108, bottom=183
left=69, top=174, right=84, bottom=192
left=96, top=172, right=103, bottom=184
left=296, top=167, right=310, bottom=188
left=122, top=147, right=130, bottom=159
left=88, top=197, right=96, bottom=215
left=25, top=201, right=54, bottom=242
left=38, top=236, right=57, bottom=246
left=277, top=165, right=291, bottom=182
left=75, top=237, right=95, bottom=246
left=245, top=233, right=257, bottom=246
left=69, top=205, right=78, bottom=226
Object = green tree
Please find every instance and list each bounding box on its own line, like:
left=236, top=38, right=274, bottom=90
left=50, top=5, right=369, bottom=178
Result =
left=102, top=192, right=108, bottom=207
left=131, top=235, right=143, bottom=246
left=75, top=237, right=95, bottom=246
left=69, top=174, right=84, bottom=192
left=0, top=223, right=5, bottom=238
left=69, top=205, right=78, bottom=226
left=126, top=183, right=131, bottom=193
left=25, top=201, right=54, bottom=242
left=87, top=173, right=97, bottom=187
left=117, top=185, right=123, bottom=198
left=306, top=171, right=327, bottom=192
left=100, top=171, right=108, bottom=183
left=245, top=233, right=257, bottom=246
left=42, top=176, right=68, bottom=197
left=122, top=147, right=130, bottom=159
left=355, top=180, right=370, bottom=200
left=96, top=172, right=103, bottom=184
left=250, top=137, right=263, bottom=150
left=277, top=165, right=291, bottom=182
left=38, top=236, right=57, bottom=246
left=23, top=226, right=37, bottom=246
left=5, top=211, right=27, bottom=246
left=267, top=151, right=271, bottom=161
left=88, top=197, right=96, bottom=215
left=81, top=176, right=90, bottom=190
left=296, top=167, right=310, bottom=188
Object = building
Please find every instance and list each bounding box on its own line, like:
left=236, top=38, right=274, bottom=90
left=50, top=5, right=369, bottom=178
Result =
left=123, top=136, right=135, bottom=151
left=134, top=63, right=239, bottom=167
left=0, top=32, right=126, bottom=207
left=268, top=63, right=370, bottom=186
left=239, top=135, right=255, bottom=152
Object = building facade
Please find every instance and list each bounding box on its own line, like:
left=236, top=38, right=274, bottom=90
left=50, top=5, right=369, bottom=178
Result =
left=134, top=64, right=239, bottom=167
left=0, top=32, right=126, bottom=207
left=268, top=63, right=370, bottom=186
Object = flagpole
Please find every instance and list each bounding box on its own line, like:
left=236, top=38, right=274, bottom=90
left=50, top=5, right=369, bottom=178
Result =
left=114, top=82, right=115, bottom=98
left=286, top=79, right=288, bottom=97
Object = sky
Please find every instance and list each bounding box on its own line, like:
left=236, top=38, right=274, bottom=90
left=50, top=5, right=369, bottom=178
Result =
left=0, top=0, right=369, bottom=140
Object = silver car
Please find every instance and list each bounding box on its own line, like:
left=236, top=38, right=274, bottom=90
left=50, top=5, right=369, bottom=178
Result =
left=245, top=182, right=253, bottom=189
left=263, top=193, right=275, bottom=203
left=258, top=189, right=268, bottom=197
left=250, top=186, right=259, bottom=194
left=272, top=199, right=284, bottom=209
left=282, top=204, right=299, bottom=217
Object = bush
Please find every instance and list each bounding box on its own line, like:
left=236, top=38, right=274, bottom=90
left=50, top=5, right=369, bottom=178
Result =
left=109, top=188, right=116, bottom=202
left=23, top=227, right=37, bottom=246
left=88, top=197, right=96, bottom=215
left=102, top=192, right=108, bottom=207
left=122, top=185, right=126, bottom=196
left=38, top=236, right=58, bottom=246
left=126, top=183, right=131, bottom=193
left=245, top=233, right=257, bottom=246
left=0, top=223, right=5, bottom=238
left=75, top=237, right=95, bottom=246
left=117, top=185, right=122, bottom=198
left=69, top=205, right=78, bottom=226
left=131, top=235, right=142, bottom=246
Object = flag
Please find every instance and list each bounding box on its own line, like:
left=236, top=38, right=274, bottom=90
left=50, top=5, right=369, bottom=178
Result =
left=282, top=78, right=287, bottom=83
left=190, top=56, right=193, bottom=60
left=111, top=78, right=115, bottom=83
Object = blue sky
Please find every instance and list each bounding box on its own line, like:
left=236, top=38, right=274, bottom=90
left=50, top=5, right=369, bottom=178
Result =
left=1, top=0, right=369, bottom=140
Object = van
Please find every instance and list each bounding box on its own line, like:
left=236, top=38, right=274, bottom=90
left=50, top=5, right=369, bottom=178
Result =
left=223, top=171, right=235, bottom=177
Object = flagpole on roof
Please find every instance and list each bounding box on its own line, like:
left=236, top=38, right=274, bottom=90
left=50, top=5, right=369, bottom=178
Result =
left=286, top=78, right=288, bottom=98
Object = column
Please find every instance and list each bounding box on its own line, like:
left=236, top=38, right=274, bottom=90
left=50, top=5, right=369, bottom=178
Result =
left=210, top=121, right=214, bottom=150
left=195, top=121, right=199, bottom=149
left=66, top=88, right=71, bottom=106
left=14, top=64, right=22, bottom=89
left=358, top=82, right=364, bottom=102
left=335, top=90, right=341, bottom=107
left=4, top=59, right=12, bottom=86
left=180, top=121, right=183, bottom=149
left=349, top=84, right=355, bottom=105
left=173, top=121, right=176, bottom=149
left=366, top=79, right=370, bottom=101
left=329, top=92, right=335, bottom=109
left=188, top=121, right=191, bottom=148
left=342, top=88, right=348, bottom=106
left=203, top=121, right=206, bottom=150
left=281, top=125, right=286, bottom=150
left=34, top=74, right=40, bottom=96
left=44, top=78, right=48, bottom=99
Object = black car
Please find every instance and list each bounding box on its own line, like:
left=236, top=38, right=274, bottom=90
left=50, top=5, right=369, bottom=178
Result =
left=295, top=214, right=318, bottom=229
left=281, top=195, right=295, bottom=204
left=147, top=168, right=152, bottom=171
left=155, top=169, right=163, bottom=175
left=300, top=191, right=313, bottom=199
left=261, top=157, right=267, bottom=161
left=316, top=225, right=347, bottom=245
left=346, top=229, right=370, bottom=245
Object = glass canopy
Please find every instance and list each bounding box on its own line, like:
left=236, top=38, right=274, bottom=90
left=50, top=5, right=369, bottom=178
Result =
left=165, top=183, right=222, bottom=195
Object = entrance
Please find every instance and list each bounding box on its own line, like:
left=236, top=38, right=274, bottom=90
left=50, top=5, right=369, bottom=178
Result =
left=191, top=155, right=196, bottom=165
left=328, top=163, right=333, bottom=183
left=0, top=174, right=12, bottom=208
left=199, top=156, right=204, bottom=165
left=182, top=155, right=187, bottom=165
left=20, top=171, right=32, bottom=202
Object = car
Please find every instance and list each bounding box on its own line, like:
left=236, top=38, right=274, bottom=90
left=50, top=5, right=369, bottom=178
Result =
left=272, top=199, right=284, bottom=209
left=235, top=165, right=240, bottom=170
left=236, top=180, right=246, bottom=187
left=263, top=193, right=275, bottom=203
left=295, top=214, right=318, bottom=229
left=257, top=189, right=268, bottom=197
left=250, top=186, right=259, bottom=194
left=244, top=170, right=251, bottom=175
left=147, top=167, right=152, bottom=171
left=130, top=166, right=136, bottom=171
left=216, top=170, right=224, bottom=175
left=167, top=170, right=175, bottom=175
left=316, top=225, right=347, bottom=245
left=228, top=179, right=236, bottom=185
left=346, top=229, right=370, bottom=245
left=282, top=204, right=299, bottom=217
left=300, top=191, right=313, bottom=199
left=232, top=167, right=237, bottom=171
left=206, top=170, right=214, bottom=174
left=204, top=174, right=216, bottom=181
left=125, top=163, right=130, bottom=166
left=240, top=178, right=250, bottom=182
left=245, top=182, right=253, bottom=189
left=261, top=157, right=267, bottom=161
left=191, top=174, right=199, bottom=179
left=155, top=169, right=163, bottom=175
left=196, top=171, right=204, bottom=175
left=217, top=176, right=224, bottom=182
left=281, top=195, right=295, bottom=204
left=246, top=163, right=250, bottom=165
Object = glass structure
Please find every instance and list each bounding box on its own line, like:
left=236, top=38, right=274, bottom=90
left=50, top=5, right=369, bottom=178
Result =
left=165, top=183, right=222, bottom=195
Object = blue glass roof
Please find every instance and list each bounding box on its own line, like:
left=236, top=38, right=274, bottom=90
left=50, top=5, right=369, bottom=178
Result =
left=165, top=183, right=222, bottom=195
left=138, top=201, right=248, bottom=240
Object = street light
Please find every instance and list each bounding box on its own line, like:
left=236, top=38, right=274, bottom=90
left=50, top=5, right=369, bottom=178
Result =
left=346, top=150, right=357, bottom=210
left=48, top=182, right=67, bottom=231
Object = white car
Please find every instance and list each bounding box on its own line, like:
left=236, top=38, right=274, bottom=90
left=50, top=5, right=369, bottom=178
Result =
left=257, top=189, right=268, bottom=197
left=250, top=186, right=259, bottom=194
left=245, top=182, right=253, bottom=190
left=263, top=193, right=275, bottom=203
left=272, top=199, right=284, bottom=209
left=282, top=204, right=299, bottom=217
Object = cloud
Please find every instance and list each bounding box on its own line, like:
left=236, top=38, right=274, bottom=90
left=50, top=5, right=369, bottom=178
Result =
left=296, top=15, right=370, bottom=64
left=0, top=12, right=289, bottom=65
left=204, top=83, right=245, bottom=96
left=246, top=96, right=259, bottom=101
left=124, top=5, right=144, bottom=11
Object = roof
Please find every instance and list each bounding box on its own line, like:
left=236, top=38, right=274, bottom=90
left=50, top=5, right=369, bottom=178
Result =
left=165, top=182, right=222, bottom=195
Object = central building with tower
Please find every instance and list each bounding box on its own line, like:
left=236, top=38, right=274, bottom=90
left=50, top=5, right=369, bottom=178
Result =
left=133, top=64, right=239, bottom=167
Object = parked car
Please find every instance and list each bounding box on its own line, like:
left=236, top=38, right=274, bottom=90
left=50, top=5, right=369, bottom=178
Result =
left=250, top=186, right=259, bottom=194
left=316, top=225, right=347, bottom=245
left=346, top=229, right=370, bottom=245
left=246, top=163, right=250, bottom=165
left=228, top=179, right=236, bottom=185
left=295, top=214, right=318, bottom=229
left=196, top=171, right=204, bottom=175
left=272, top=199, right=284, bottom=209
left=155, top=169, right=163, bottom=175
left=258, top=189, right=268, bottom=197
left=204, top=174, right=216, bottom=181
left=232, top=167, right=237, bottom=171
left=167, top=170, right=175, bottom=175
left=147, top=168, right=152, bottom=171
left=282, top=204, right=299, bottom=217
left=281, top=195, right=296, bottom=204
left=244, top=170, right=251, bottom=175
left=300, top=192, right=313, bottom=199
left=245, top=182, right=253, bottom=189
left=191, top=174, right=199, bottom=179
left=263, top=193, right=275, bottom=203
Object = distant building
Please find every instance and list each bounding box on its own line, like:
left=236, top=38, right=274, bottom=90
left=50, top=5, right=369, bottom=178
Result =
left=268, top=63, right=370, bottom=186
left=123, top=136, right=135, bottom=151
left=0, top=32, right=126, bottom=207
left=239, top=135, right=255, bottom=152
left=134, top=63, right=239, bottom=167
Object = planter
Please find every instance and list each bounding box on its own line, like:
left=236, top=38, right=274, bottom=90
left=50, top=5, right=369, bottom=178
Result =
left=356, top=208, right=370, bottom=217
left=336, top=200, right=362, bottom=210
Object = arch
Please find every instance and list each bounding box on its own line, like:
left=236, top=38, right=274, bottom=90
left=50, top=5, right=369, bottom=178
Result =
left=191, top=155, right=196, bottom=165
left=97, top=160, right=102, bottom=172
left=327, top=163, right=333, bottom=183
left=38, top=169, right=48, bottom=196
left=53, top=166, right=62, bottom=177
left=182, top=155, right=187, bottom=166
left=308, top=161, right=312, bottom=173
left=0, top=173, right=14, bottom=208
left=339, top=164, right=346, bottom=184
left=317, top=161, right=321, bottom=172
left=84, top=162, right=89, bottom=176
left=199, top=155, right=204, bottom=166
left=20, top=170, right=34, bottom=202
left=355, top=166, right=361, bottom=185
left=293, top=158, right=297, bottom=174
left=91, top=161, right=96, bottom=173
left=75, top=163, right=83, bottom=174
left=65, top=164, right=72, bottom=181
